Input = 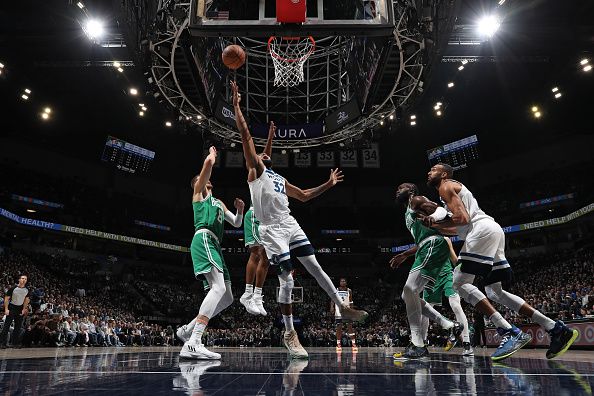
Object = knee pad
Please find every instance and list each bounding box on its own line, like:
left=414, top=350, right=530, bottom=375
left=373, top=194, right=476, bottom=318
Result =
left=277, top=273, right=294, bottom=304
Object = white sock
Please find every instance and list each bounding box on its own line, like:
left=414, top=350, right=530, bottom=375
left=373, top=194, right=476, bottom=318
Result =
left=489, top=312, right=512, bottom=330
left=531, top=310, right=556, bottom=331
left=185, top=318, right=197, bottom=331
left=244, top=284, right=254, bottom=295
left=189, top=322, right=206, bottom=344
left=283, top=315, right=295, bottom=332
left=421, top=301, right=453, bottom=330
left=449, top=295, right=470, bottom=343
left=421, top=314, right=430, bottom=342
left=254, top=287, right=263, bottom=296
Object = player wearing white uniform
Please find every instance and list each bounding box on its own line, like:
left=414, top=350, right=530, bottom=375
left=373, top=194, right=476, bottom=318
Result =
left=231, top=81, right=368, bottom=359
left=330, top=278, right=358, bottom=353
left=425, top=163, right=578, bottom=361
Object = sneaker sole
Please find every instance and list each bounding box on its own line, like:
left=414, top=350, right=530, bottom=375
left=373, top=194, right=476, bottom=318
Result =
left=179, top=351, right=221, bottom=360
left=444, top=341, right=456, bottom=352
left=491, top=335, right=532, bottom=362
left=547, top=329, right=579, bottom=360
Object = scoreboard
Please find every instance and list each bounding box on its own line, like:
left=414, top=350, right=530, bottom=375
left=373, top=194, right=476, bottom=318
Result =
left=101, top=136, right=155, bottom=174
left=427, top=135, right=479, bottom=170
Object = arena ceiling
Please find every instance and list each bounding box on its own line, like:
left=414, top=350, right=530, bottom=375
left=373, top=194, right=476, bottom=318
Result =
left=0, top=0, right=593, bottom=180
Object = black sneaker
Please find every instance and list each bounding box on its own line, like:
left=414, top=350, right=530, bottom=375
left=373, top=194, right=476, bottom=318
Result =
left=546, top=321, right=579, bottom=359
left=462, top=342, right=474, bottom=356
left=446, top=321, right=463, bottom=349
left=403, top=344, right=429, bottom=359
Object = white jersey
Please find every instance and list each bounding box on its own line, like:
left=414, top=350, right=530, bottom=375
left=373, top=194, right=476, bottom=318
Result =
left=442, top=181, right=493, bottom=239
left=334, top=288, right=351, bottom=317
left=248, top=167, right=291, bottom=225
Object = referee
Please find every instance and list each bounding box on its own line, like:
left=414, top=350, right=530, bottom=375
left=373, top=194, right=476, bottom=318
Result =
left=1, top=274, right=30, bottom=349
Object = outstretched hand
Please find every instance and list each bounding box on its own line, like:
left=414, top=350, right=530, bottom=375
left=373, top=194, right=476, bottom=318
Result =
left=389, top=253, right=408, bottom=269
left=231, top=81, right=241, bottom=107
left=328, top=168, right=344, bottom=186
left=268, top=121, right=276, bottom=136
left=207, top=146, right=218, bottom=162
left=234, top=198, right=245, bottom=211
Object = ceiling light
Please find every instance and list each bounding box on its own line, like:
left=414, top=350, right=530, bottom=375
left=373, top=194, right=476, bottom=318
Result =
left=437, top=102, right=442, bottom=106
left=129, top=88, right=138, bottom=95
left=583, top=65, right=592, bottom=72
left=27, top=209, right=36, bottom=213
left=336, top=238, right=342, bottom=241
left=24, top=88, right=31, bottom=94
left=554, top=92, right=562, bottom=99
left=410, top=115, right=416, bottom=120
left=84, top=19, right=105, bottom=40
left=498, top=0, right=506, bottom=5
left=531, top=106, right=539, bottom=112
left=534, top=111, right=541, bottom=118
left=410, top=121, right=416, bottom=126
left=138, top=103, right=144, bottom=107
left=458, top=65, right=464, bottom=71
left=0, top=62, right=4, bottom=68
left=165, top=121, right=172, bottom=127
left=141, top=106, right=147, bottom=111
left=139, top=111, right=144, bottom=117
left=197, top=115, right=202, bottom=120
left=281, top=149, right=287, bottom=154
left=389, top=114, right=394, bottom=120
left=41, top=112, right=49, bottom=120
left=230, top=142, right=236, bottom=148
left=580, top=58, right=589, bottom=66
left=117, top=67, right=123, bottom=73
left=380, top=120, right=384, bottom=125
left=77, top=2, right=85, bottom=9
left=44, top=107, right=51, bottom=114
left=447, top=82, right=454, bottom=88
left=436, top=110, right=442, bottom=116
left=551, top=87, right=559, bottom=93
left=21, top=94, right=29, bottom=100
left=0, top=70, right=3, bottom=75
left=461, top=59, right=468, bottom=65
left=113, top=61, right=121, bottom=68
left=477, top=15, right=501, bottom=38
left=433, top=105, right=440, bottom=110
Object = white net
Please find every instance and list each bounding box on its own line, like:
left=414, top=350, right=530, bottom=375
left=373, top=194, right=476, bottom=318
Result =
left=268, top=36, right=315, bottom=87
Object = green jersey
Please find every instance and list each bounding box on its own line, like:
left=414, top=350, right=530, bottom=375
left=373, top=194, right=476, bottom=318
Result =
left=405, top=206, right=441, bottom=245
left=193, top=195, right=225, bottom=241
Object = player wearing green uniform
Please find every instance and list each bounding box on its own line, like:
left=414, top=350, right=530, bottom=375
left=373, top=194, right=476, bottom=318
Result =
left=240, top=122, right=275, bottom=317
left=390, top=183, right=463, bottom=359
left=178, top=146, right=245, bottom=360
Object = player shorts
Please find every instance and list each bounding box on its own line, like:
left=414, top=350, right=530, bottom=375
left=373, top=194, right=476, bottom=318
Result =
left=458, top=218, right=512, bottom=285
left=190, top=229, right=230, bottom=290
left=335, top=317, right=351, bottom=325
left=244, top=211, right=262, bottom=248
left=258, top=215, right=315, bottom=273
left=410, top=236, right=451, bottom=294
left=423, top=264, right=457, bottom=305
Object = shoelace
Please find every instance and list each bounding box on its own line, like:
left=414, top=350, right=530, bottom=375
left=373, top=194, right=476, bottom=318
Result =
left=498, top=333, right=512, bottom=349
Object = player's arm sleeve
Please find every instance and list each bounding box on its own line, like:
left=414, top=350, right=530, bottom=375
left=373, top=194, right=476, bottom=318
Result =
left=224, top=210, right=243, bottom=227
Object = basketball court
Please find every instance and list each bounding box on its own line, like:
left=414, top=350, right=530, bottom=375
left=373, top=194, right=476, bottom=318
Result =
left=1, top=347, right=593, bottom=394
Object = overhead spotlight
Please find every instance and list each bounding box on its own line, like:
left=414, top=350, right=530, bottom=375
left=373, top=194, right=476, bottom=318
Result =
left=139, top=111, right=144, bottom=117
left=25, top=88, right=31, bottom=94
left=380, top=120, right=384, bottom=125
left=433, top=104, right=440, bottom=110
left=165, top=121, right=172, bottom=127
left=138, top=103, right=144, bottom=107
left=113, top=61, right=121, bottom=68
left=477, top=15, right=501, bottom=38
left=531, top=106, right=539, bottom=113
left=554, top=92, right=562, bottom=99
left=461, top=59, right=468, bottom=65
left=389, top=114, right=394, bottom=120
left=230, top=142, right=236, bottom=148
left=339, top=142, right=345, bottom=147
left=27, top=209, right=37, bottom=213
left=551, top=87, right=559, bottom=93
left=447, top=82, right=454, bottom=88
left=129, top=88, right=138, bottom=95
left=534, top=111, right=542, bottom=118
left=410, top=121, right=417, bottom=126
left=580, top=58, right=589, bottom=66
left=0, top=69, right=3, bottom=76
left=458, top=65, right=464, bottom=71
left=436, top=110, right=442, bottom=116
left=77, top=1, right=85, bottom=9
left=584, top=64, right=593, bottom=72
left=21, top=94, right=29, bottom=100
left=41, top=112, right=49, bottom=120
left=117, top=67, right=124, bottom=73
left=141, top=106, right=147, bottom=111
left=281, top=149, right=287, bottom=154
left=44, top=107, right=52, bottom=114
left=0, top=62, right=4, bottom=69
left=410, top=114, right=416, bottom=120
left=197, top=115, right=202, bottom=120
left=84, top=19, right=105, bottom=40
left=293, top=149, right=300, bottom=153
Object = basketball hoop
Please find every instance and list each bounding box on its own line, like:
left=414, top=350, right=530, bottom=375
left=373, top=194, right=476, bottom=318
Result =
left=268, top=36, right=315, bottom=87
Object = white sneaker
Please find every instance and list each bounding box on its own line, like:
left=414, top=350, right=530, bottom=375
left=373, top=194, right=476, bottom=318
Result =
left=245, top=297, right=261, bottom=316
left=339, top=304, right=368, bottom=323
left=283, top=360, right=309, bottom=391
left=253, top=294, right=267, bottom=316
left=176, top=325, right=191, bottom=343
left=180, top=341, right=221, bottom=360
left=283, top=330, right=308, bottom=359
left=240, top=292, right=252, bottom=309
left=174, top=361, right=221, bottom=391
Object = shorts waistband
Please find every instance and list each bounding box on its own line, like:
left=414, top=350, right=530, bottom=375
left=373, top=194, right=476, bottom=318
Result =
left=194, top=228, right=219, bottom=244
left=418, top=235, right=442, bottom=249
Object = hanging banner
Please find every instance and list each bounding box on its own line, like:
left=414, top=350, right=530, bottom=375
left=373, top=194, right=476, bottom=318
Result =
left=294, top=152, right=312, bottom=167
left=317, top=151, right=335, bottom=167
left=272, top=152, right=289, bottom=168
left=339, top=150, right=358, bottom=168
left=225, top=151, right=244, bottom=168
left=362, top=143, right=380, bottom=168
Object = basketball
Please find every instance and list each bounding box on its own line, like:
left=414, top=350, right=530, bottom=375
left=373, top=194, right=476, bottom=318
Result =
left=222, top=45, right=246, bottom=70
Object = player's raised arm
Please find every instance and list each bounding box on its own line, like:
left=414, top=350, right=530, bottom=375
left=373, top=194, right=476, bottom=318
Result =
left=192, top=146, right=217, bottom=201
left=263, top=121, right=276, bottom=157
left=222, top=199, right=245, bottom=228
left=286, top=168, right=343, bottom=202
left=231, top=81, right=264, bottom=176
